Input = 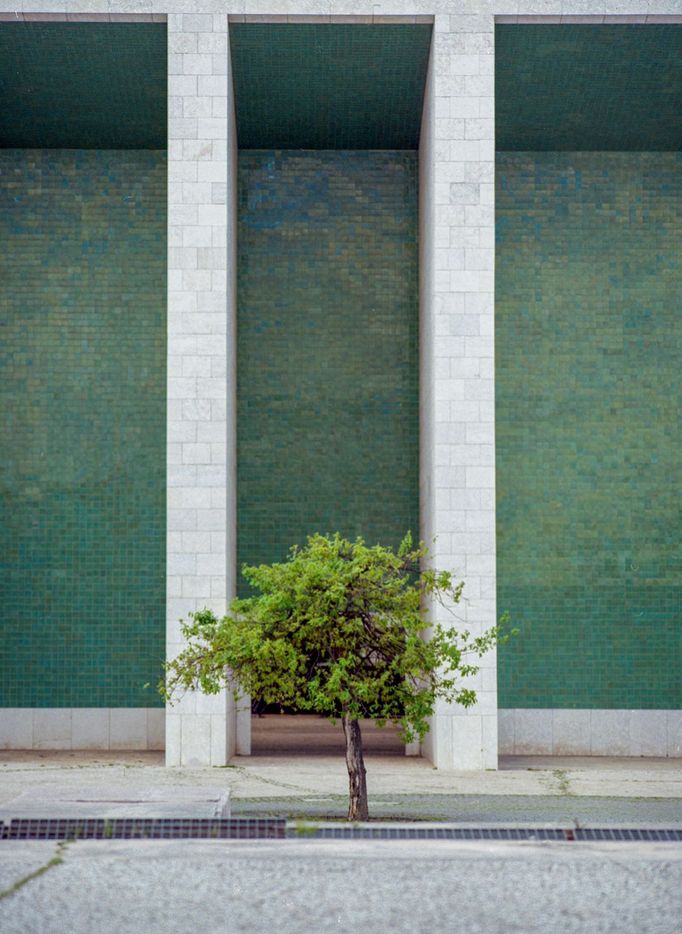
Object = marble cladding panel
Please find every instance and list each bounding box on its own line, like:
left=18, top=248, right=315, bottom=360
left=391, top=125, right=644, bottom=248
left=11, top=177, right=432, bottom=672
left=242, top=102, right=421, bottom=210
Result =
left=496, top=152, right=681, bottom=710
left=165, top=11, right=233, bottom=768
left=499, top=708, right=681, bottom=757
left=0, top=150, right=167, bottom=708
left=237, top=150, right=419, bottom=585
left=0, top=709, right=165, bottom=750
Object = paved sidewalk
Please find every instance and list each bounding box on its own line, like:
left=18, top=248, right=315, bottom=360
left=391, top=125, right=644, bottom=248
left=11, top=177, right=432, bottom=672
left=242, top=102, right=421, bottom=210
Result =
left=1, top=748, right=681, bottom=799
left=1, top=744, right=680, bottom=824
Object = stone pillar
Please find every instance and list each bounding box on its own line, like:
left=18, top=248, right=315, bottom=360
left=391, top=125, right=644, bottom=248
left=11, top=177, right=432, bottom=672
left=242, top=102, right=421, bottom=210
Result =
left=419, top=12, right=498, bottom=770
left=165, top=12, right=237, bottom=766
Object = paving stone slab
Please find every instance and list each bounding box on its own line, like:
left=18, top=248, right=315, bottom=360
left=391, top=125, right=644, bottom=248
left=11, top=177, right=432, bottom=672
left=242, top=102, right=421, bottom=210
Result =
left=0, top=783, right=230, bottom=821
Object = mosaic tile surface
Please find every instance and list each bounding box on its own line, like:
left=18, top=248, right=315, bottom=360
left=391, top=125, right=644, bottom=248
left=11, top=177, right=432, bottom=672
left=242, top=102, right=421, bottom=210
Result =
left=0, top=150, right=166, bottom=707
left=496, top=26, right=682, bottom=151
left=237, top=151, right=418, bottom=593
left=230, top=25, right=432, bottom=150
left=0, top=23, right=167, bottom=149
left=496, top=152, right=681, bottom=709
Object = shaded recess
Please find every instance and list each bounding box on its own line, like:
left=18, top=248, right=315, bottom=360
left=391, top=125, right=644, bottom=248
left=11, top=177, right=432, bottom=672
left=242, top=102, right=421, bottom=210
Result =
left=229, top=24, right=432, bottom=149
left=0, top=23, right=167, bottom=706
left=0, top=23, right=167, bottom=149
left=496, top=25, right=682, bottom=151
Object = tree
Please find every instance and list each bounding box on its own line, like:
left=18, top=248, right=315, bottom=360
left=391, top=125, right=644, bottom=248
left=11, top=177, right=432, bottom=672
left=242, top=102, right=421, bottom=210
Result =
left=162, top=533, right=504, bottom=821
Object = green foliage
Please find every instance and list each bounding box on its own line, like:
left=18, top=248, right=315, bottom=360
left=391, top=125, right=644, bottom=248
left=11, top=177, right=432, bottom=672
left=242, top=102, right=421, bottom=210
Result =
left=163, top=533, right=507, bottom=743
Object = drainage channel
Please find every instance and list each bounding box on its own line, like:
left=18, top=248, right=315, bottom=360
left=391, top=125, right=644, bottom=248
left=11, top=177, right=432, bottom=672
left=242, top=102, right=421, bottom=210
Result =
left=292, top=826, right=682, bottom=842
left=2, top=820, right=681, bottom=842
left=3, top=819, right=286, bottom=840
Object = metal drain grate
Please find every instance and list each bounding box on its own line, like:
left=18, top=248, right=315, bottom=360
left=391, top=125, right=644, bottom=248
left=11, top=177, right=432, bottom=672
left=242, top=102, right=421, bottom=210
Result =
left=285, top=826, right=682, bottom=842
left=573, top=828, right=682, bottom=843
left=4, top=818, right=286, bottom=840
left=2, top=821, right=680, bottom=842
left=286, top=826, right=568, bottom=841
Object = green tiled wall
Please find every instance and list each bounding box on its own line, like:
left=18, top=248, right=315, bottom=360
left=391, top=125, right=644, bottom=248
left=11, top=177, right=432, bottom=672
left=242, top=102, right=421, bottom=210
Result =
left=0, top=23, right=167, bottom=149
left=238, top=151, right=418, bottom=591
left=495, top=25, right=682, bottom=152
left=0, top=150, right=166, bottom=707
left=496, top=152, right=681, bottom=709
left=229, top=25, right=432, bottom=150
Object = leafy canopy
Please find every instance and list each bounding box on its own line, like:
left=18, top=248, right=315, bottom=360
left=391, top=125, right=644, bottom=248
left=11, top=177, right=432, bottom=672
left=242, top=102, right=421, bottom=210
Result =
left=163, top=533, right=502, bottom=742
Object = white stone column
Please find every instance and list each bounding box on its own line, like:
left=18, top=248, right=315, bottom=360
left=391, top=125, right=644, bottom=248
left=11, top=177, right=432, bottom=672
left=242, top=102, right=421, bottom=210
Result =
left=165, top=12, right=237, bottom=767
left=420, top=11, right=498, bottom=770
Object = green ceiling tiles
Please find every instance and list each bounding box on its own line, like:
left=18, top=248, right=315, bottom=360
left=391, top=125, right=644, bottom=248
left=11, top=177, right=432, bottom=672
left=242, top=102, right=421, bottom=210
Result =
left=0, top=23, right=167, bottom=149
left=229, top=24, right=432, bottom=150
left=496, top=25, right=682, bottom=151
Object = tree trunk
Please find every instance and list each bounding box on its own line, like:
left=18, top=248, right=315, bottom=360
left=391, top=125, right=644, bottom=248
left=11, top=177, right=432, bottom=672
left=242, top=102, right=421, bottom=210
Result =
left=342, top=714, right=369, bottom=821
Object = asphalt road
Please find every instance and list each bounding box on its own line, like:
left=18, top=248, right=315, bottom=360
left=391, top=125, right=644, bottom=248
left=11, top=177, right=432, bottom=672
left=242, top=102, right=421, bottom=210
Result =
left=1, top=838, right=681, bottom=934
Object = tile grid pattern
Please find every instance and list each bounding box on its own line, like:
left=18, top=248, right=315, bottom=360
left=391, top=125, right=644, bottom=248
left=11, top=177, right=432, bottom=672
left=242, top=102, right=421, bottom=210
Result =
left=0, top=149, right=166, bottom=710
left=237, top=150, right=419, bottom=589
left=229, top=24, right=432, bottom=149
left=0, top=22, right=167, bottom=148
left=165, top=12, right=235, bottom=767
left=495, top=25, right=682, bottom=151
left=497, top=152, right=681, bottom=711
